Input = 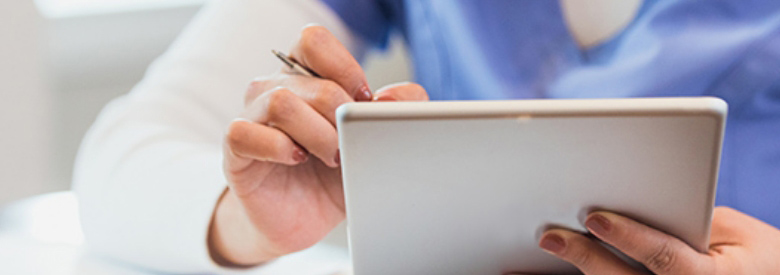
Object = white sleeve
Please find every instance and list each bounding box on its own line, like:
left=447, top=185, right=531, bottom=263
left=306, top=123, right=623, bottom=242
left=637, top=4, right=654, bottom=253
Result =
left=72, top=0, right=362, bottom=273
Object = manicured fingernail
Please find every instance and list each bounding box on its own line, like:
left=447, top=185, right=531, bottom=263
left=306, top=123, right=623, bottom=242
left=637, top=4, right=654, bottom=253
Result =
left=334, top=150, right=341, bottom=165
left=357, top=86, right=372, bottom=102
left=586, top=214, right=612, bottom=235
left=539, top=233, right=566, bottom=254
left=292, top=147, right=308, bottom=163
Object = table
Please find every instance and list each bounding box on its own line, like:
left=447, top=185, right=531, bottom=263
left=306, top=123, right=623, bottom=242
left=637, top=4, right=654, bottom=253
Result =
left=0, top=192, right=352, bottom=275
left=0, top=192, right=149, bottom=274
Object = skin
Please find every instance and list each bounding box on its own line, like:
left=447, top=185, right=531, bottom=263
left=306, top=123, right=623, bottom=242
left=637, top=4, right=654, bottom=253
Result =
left=531, top=207, right=780, bottom=274
left=208, top=25, right=429, bottom=266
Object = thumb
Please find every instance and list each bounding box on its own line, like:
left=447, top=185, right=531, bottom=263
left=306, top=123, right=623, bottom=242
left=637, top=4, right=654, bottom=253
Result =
left=372, top=82, right=429, bottom=102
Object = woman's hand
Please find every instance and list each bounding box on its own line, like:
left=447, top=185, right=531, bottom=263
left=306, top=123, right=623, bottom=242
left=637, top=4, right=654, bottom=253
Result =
left=209, top=25, right=428, bottom=266
left=538, top=206, right=780, bottom=274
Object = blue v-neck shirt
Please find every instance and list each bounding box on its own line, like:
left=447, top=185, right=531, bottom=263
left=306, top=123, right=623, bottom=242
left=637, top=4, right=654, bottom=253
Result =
left=322, top=0, right=780, bottom=226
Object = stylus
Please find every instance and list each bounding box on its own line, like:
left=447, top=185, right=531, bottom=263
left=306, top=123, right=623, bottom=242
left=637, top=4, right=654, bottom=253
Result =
left=271, top=50, right=321, bottom=78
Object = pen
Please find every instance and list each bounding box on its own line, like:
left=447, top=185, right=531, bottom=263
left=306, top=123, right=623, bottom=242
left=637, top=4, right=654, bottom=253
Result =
left=272, top=50, right=321, bottom=78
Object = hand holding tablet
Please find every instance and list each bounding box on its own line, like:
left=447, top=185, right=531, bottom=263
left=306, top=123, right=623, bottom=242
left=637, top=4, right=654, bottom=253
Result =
left=534, top=205, right=780, bottom=275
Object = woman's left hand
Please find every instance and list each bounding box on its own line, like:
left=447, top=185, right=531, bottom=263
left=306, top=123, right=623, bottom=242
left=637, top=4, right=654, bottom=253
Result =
left=538, top=206, right=780, bottom=274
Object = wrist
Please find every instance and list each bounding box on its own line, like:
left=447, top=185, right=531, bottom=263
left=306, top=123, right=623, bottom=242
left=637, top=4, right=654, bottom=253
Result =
left=208, top=188, right=278, bottom=267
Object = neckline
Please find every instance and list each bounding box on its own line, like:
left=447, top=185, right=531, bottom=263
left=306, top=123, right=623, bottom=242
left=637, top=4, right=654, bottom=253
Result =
left=558, top=0, right=652, bottom=63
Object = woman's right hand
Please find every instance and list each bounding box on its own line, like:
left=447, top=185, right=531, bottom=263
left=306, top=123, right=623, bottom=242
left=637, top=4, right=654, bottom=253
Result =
left=209, top=25, right=428, bottom=266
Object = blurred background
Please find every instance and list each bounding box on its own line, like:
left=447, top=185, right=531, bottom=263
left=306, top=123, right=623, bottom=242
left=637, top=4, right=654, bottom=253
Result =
left=0, top=0, right=410, bottom=206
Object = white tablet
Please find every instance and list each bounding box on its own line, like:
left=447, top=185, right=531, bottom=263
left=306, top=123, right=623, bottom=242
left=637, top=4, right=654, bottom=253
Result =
left=336, top=97, right=726, bottom=274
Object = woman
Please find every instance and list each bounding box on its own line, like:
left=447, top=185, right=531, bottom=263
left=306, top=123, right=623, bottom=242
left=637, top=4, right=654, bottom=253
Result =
left=74, top=0, right=780, bottom=273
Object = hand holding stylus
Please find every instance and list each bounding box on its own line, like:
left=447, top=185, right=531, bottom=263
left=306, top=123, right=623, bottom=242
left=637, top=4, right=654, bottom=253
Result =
left=209, top=25, right=428, bottom=267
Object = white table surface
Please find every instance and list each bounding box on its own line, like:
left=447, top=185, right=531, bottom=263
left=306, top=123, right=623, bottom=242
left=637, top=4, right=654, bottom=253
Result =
left=0, top=192, right=351, bottom=275
left=0, top=192, right=151, bottom=274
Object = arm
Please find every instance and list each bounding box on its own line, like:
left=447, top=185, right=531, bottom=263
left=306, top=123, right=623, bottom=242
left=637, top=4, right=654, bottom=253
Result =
left=73, top=0, right=362, bottom=272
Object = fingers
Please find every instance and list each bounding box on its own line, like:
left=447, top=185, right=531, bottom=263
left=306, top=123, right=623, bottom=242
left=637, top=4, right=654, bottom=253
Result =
left=290, top=25, right=372, bottom=101
left=243, top=88, right=340, bottom=167
left=373, top=82, right=429, bottom=102
left=583, top=212, right=710, bottom=274
left=266, top=74, right=354, bottom=125
left=226, top=119, right=308, bottom=170
left=238, top=79, right=432, bottom=169
left=539, top=229, right=642, bottom=275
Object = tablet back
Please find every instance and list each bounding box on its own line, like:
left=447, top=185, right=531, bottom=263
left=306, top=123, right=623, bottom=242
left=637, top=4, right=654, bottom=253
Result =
left=336, top=98, right=726, bottom=274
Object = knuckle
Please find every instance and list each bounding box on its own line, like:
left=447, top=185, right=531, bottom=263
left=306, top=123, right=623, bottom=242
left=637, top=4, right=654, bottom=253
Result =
left=300, top=25, right=330, bottom=52
left=246, top=77, right=273, bottom=104
left=226, top=120, right=249, bottom=149
left=645, top=242, right=678, bottom=273
left=265, top=88, right=298, bottom=122
left=567, top=246, right=594, bottom=267
left=269, top=133, right=292, bottom=157
left=313, top=81, right=344, bottom=108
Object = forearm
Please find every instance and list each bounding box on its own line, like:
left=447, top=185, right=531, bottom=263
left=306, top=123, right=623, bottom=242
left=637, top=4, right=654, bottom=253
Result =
left=74, top=108, right=228, bottom=273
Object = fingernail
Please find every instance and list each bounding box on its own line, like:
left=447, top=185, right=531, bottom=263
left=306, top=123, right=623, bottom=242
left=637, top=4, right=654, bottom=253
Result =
left=357, top=86, right=372, bottom=102
left=334, top=150, right=341, bottom=166
left=585, top=214, right=612, bottom=235
left=539, top=233, right=566, bottom=254
left=292, top=147, right=308, bottom=163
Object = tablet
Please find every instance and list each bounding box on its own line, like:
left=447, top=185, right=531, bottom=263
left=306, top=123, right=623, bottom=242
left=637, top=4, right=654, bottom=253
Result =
left=336, top=97, right=726, bottom=274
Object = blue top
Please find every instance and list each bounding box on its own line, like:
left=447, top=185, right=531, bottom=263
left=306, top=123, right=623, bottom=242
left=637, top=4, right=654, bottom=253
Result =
left=322, top=0, right=780, bottom=226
